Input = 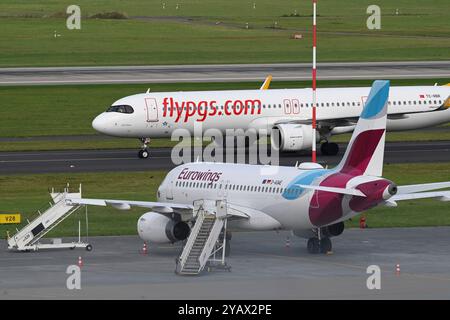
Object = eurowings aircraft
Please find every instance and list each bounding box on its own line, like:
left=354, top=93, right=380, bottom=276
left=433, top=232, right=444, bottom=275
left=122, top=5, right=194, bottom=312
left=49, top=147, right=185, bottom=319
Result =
left=71, top=80, right=450, bottom=254
left=91, top=78, right=450, bottom=158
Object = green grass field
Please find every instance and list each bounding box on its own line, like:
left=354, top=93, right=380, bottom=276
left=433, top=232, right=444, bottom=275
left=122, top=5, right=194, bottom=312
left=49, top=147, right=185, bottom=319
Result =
left=0, top=163, right=449, bottom=239
left=0, top=0, right=449, bottom=67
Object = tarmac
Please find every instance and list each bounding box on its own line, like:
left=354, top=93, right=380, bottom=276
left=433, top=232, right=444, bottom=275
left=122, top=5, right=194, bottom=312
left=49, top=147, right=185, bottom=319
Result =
left=1, top=227, right=450, bottom=299
left=1, top=141, right=449, bottom=175
left=1, top=61, right=449, bottom=86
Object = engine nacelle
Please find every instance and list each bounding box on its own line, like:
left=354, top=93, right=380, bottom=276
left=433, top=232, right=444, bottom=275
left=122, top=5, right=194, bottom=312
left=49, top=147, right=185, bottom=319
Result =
left=271, top=124, right=315, bottom=152
left=137, top=212, right=190, bottom=244
left=322, top=222, right=345, bottom=237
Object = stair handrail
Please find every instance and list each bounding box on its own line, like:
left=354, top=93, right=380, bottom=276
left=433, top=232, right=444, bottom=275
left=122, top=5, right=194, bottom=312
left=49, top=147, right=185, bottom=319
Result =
left=179, top=210, right=205, bottom=268
left=8, top=194, right=65, bottom=243
left=198, top=218, right=224, bottom=268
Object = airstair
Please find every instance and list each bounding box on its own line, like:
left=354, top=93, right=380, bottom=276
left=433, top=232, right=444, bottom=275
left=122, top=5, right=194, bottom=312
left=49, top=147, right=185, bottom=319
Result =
left=176, top=200, right=231, bottom=275
left=7, top=185, right=92, bottom=252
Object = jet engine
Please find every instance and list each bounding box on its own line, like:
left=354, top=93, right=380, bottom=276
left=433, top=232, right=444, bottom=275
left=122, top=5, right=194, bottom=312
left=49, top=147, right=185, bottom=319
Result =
left=271, top=124, right=315, bottom=152
left=137, top=212, right=190, bottom=244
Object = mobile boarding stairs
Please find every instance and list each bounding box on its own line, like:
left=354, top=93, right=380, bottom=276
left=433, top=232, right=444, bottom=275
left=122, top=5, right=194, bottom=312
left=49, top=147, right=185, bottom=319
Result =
left=7, top=185, right=92, bottom=252
left=176, top=199, right=234, bottom=276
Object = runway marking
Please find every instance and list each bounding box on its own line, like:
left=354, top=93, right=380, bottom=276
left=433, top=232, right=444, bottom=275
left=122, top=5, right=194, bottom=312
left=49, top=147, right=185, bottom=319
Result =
left=0, top=157, right=169, bottom=163
left=0, top=257, right=55, bottom=262
left=0, top=149, right=170, bottom=157
left=1, top=148, right=448, bottom=163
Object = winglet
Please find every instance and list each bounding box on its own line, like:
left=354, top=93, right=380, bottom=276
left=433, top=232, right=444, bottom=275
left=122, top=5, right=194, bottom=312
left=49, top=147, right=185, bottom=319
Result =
left=260, top=75, right=272, bottom=90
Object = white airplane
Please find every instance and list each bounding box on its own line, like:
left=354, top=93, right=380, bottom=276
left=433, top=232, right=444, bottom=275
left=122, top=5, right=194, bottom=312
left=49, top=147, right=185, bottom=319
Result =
left=91, top=77, right=450, bottom=158
left=72, top=80, right=450, bottom=255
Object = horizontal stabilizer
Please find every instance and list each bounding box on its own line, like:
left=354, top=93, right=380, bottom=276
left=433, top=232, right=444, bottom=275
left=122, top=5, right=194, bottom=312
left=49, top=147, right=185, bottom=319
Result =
left=295, top=184, right=366, bottom=197
left=397, top=181, right=450, bottom=194
left=391, top=191, right=450, bottom=202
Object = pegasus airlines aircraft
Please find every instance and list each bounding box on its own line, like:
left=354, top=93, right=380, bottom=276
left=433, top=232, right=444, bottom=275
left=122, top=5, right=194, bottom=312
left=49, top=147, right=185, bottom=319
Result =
left=91, top=78, right=450, bottom=158
left=71, top=80, right=450, bottom=255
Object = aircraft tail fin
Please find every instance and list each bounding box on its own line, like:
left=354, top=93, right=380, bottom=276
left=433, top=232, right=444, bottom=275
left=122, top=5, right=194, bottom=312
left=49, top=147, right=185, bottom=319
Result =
left=335, top=80, right=390, bottom=177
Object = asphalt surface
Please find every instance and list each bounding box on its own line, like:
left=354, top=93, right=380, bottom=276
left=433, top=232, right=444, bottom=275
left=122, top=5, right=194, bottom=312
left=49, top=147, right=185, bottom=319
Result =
left=0, top=141, right=449, bottom=175
left=1, top=61, right=449, bottom=86
left=1, top=227, right=450, bottom=299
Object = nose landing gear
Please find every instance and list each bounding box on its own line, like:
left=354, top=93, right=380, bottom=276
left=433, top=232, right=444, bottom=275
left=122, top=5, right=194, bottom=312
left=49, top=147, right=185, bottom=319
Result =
left=138, top=138, right=151, bottom=159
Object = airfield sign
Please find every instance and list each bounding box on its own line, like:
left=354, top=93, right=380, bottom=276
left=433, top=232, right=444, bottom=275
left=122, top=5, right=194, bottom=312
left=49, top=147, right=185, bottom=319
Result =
left=0, top=213, right=21, bottom=224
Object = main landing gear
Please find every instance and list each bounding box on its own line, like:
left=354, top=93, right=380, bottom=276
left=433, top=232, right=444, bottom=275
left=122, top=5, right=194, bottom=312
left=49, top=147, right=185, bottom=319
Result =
left=138, top=138, right=151, bottom=159
left=320, top=142, right=339, bottom=156
left=307, top=229, right=332, bottom=254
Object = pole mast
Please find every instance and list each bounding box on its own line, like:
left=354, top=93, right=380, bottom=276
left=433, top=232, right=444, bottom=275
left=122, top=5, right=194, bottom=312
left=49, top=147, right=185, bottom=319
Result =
left=311, top=0, right=318, bottom=162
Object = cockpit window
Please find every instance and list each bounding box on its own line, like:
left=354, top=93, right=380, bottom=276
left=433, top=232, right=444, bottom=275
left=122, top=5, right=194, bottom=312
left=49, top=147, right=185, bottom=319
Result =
left=106, top=105, right=134, bottom=114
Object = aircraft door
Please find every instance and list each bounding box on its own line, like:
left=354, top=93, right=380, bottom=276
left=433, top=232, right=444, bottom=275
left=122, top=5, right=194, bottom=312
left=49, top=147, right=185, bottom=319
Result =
left=361, top=96, right=368, bottom=108
left=145, top=97, right=159, bottom=122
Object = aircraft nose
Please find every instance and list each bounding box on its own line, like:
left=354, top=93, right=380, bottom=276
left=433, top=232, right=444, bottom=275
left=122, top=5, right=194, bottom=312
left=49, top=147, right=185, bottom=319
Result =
left=92, top=114, right=108, bottom=133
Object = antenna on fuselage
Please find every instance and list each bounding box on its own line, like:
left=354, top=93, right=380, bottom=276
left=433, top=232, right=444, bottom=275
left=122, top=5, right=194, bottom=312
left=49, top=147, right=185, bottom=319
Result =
left=295, top=161, right=299, bottom=168
left=146, top=88, right=151, bottom=93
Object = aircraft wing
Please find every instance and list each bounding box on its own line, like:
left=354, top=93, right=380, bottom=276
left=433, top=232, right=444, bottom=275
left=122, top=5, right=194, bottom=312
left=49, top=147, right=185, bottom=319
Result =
left=274, top=118, right=354, bottom=127
left=275, top=108, right=448, bottom=128
left=66, top=197, right=193, bottom=216
left=66, top=197, right=254, bottom=220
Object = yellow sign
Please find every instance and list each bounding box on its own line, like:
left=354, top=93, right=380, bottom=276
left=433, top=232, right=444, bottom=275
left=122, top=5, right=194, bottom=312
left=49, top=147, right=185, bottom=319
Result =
left=0, top=213, right=21, bottom=224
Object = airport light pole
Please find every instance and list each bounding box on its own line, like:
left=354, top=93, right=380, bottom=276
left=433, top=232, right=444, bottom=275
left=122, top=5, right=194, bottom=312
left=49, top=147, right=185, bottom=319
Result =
left=311, top=0, right=318, bottom=163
